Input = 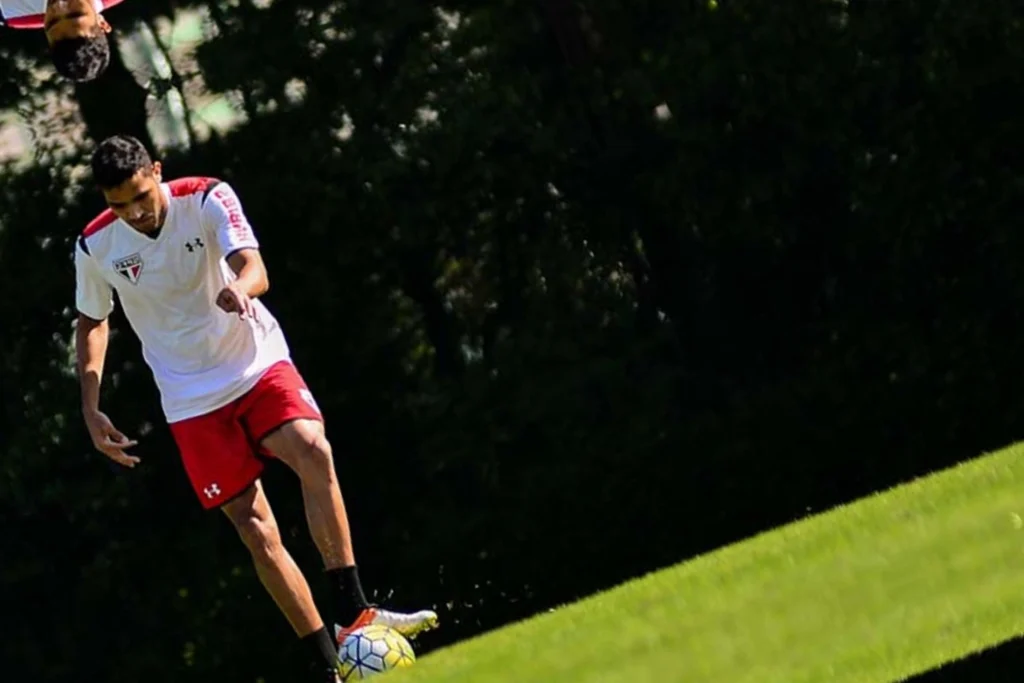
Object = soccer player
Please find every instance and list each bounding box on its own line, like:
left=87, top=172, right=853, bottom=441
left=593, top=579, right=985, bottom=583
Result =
left=1, top=0, right=123, bottom=81
left=74, top=134, right=438, bottom=682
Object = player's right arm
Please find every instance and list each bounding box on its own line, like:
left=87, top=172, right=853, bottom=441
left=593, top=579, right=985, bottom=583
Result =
left=75, top=240, right=139, bottom=468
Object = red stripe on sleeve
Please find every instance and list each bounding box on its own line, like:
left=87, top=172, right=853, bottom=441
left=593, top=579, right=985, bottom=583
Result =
left=82, top=209, right=118, bottom=238
left=168, top=177, right=220, bottom=197
left=5, top=14, right=44, bottom=29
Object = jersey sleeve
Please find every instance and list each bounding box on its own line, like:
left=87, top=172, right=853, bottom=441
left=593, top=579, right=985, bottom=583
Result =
left=200, top=182, right=260, bottom=259
left=75, top=239, right=114, bottom=321
left=0, top=0, right=46, bottom=29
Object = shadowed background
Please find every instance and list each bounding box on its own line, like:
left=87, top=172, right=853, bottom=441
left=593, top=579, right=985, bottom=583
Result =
left=2, top=1, right=1024, bottom=680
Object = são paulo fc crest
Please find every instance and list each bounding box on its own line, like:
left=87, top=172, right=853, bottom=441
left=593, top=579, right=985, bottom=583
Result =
left=113, top=253, right=144, bottom=284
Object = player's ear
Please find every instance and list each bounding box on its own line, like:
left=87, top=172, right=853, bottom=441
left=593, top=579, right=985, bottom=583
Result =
left=152, top=161, right=163, bottom=182
left=99, top=17, right=112, bottom=34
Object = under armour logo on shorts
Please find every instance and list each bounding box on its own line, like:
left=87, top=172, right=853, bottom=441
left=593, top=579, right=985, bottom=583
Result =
left=203, top=483, right=221, bottom=499
left=300, top=388, right=321, bottom=413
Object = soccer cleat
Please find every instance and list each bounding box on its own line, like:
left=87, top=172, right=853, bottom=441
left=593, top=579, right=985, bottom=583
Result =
left=335, top=606, right=439, bottom=644
left=325, top=666, right=342, bottom=683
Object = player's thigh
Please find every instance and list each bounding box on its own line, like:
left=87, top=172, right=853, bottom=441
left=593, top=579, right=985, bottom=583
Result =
left=238, top=361, right=327, bottom=469
left=260, top=418, right=330, bottom=474
left=168, top=404, right=265, bottom=510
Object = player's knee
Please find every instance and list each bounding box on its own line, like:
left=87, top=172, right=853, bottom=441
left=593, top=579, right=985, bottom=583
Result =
left=298, top=432, right=335, bottom=478
left=231, top=511, right=283, bottom=564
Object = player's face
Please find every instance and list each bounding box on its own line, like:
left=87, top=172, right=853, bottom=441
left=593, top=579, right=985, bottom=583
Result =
left=44, top=0, right=111, bottom=45
left=101, top=162, right=169, bottom=233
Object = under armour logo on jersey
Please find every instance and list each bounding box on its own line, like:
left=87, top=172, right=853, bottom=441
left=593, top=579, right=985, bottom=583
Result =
left=184, top=237, right=205, bottom=252
left=203, top=483, right=221, bottom=499
left=113, top=253, right=144, bottom=284
left=299, top=388, right=321, bottom=414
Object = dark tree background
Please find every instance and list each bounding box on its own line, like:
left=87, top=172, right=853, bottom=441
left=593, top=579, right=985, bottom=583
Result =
left=3, top=0, right=1024, bottom=680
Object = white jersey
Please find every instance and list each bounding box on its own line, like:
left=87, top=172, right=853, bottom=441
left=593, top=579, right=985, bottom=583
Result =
left=0, top=0, right=121, bottom=29
left=75, top=177, right=291, bottom=423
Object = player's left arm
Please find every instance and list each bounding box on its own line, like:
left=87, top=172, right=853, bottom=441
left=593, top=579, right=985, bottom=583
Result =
left=225, top=248, right=269, bottom=297
left=201, top=181, right=269, bottom=318
left=216, top=249, right=268, bottom=319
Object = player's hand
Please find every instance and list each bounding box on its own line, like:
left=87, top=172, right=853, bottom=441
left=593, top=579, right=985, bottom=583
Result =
left=84, top=409, right=140, bottom=468
left=216, top=283, right=256, bottom=320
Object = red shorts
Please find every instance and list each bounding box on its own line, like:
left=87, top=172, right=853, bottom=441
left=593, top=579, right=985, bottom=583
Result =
left=168, top=360, right=323, bottom=510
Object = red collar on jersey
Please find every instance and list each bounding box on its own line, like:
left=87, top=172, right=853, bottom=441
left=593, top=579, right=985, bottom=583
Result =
left=80, top=176, right=223, bottom=248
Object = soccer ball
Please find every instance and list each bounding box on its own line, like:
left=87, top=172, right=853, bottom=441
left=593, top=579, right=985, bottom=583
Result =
left=338, top=624, right=416, bottom=680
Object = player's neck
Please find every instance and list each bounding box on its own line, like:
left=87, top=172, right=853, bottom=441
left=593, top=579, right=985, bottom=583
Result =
left=130, top=216, right=165, bottom=239
left=134, top=202, right=169, bottom=238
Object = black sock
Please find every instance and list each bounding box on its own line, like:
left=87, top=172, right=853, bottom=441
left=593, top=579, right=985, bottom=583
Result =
left=327, top=564, right=371, bottom=628
left=301, top=626, right=339, bottom=669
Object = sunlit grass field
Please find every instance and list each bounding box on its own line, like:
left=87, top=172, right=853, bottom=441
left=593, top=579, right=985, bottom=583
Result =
left=391, top=443, right=1024, bottom=682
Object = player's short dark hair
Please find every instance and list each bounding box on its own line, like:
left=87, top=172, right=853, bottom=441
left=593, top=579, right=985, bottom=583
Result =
left=91, top=135, right=154, bottom=189
left=50, top=35, right=111, bottom=82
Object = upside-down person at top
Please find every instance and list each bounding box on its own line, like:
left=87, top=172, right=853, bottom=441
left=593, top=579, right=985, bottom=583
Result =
left=1, top=0, right=123, bottom=81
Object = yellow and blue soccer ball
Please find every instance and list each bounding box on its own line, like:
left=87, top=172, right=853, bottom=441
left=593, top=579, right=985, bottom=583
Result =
left=338, top=624, right=416, bottom=680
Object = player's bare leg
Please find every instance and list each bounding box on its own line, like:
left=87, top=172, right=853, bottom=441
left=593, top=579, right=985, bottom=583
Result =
left=261, top=418, right=439, bottom=642
left=221, top=481, right=342, bottom=680
left=260, top=419, right=355, bottom=569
